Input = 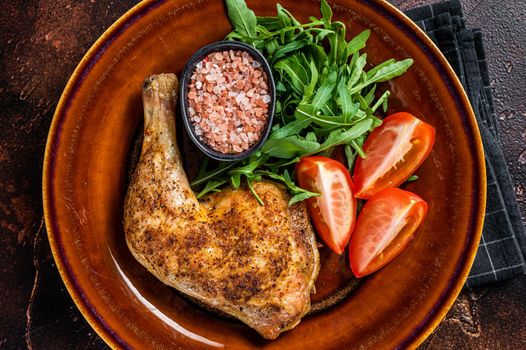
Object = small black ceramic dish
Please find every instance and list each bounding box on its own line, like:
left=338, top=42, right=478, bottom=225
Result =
left=180, top=40, right=276, bottom=161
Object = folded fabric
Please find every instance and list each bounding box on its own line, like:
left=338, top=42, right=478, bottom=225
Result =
left=405, top=0, right=526, bottom=287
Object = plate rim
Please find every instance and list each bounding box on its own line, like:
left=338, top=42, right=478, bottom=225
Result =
left=42, top=0, right=487, bottom=348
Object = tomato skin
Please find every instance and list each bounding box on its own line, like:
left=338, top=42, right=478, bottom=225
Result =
left=349, top=188, right=428, bottom=277
left=353, top=112, right=435, bottom=199
left=296, top=156, right=357, bottom=254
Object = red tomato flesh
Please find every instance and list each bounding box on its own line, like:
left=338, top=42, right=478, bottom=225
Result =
left=349, top=188, right=428, bottom=277
left=353, top=112, right=435, bottom=199
left=296, top=156, right=357, bottom=254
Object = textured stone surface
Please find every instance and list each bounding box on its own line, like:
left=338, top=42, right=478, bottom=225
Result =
left=0, top=0, right=524, bottom=349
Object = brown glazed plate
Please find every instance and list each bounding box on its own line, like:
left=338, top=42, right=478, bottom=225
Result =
left=43, top=0, right=486, bottom=348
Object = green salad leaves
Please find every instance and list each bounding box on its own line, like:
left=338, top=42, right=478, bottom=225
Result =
left=191, top=0, right=413, bottom=205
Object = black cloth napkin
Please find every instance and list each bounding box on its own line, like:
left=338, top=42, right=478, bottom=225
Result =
left=404, top=0, right=526, bottom=287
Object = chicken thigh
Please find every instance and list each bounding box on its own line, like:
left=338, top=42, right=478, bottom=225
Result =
left=123, top=74, right=320, bottom=339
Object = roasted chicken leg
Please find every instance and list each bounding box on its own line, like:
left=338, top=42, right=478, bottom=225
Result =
left=123, top=74, right=320, bottom=339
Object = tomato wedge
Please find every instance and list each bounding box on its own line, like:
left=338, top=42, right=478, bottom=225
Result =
left=296, top=156, right=357, bottom=254
left=353, top=112, right=435, bottom=199
left=349, top=188, right=428, bottom=277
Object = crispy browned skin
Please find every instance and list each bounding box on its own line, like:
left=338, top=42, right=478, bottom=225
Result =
left=123, top=74, right=320, bottom=339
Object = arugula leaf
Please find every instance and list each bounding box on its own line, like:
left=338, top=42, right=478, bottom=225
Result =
left=347, top=53, right=367, bottom=90
left=229, top=156, right=266, bottom=177
left=288, top=192, right=318, bottom=206
left=365, top=58, right=395, bottom=80
left=225, top=0, right=257, bottom=38
left=347, top=29, right=370, bottom=56
left=295, top=104, right=353, bottom=127
left=306, top=44, right=328, bottom=71
left=371, top=90, right=390, bottom=113
left=275, top=80, right=286, bottom=92
left=338, top=79, right=355, bottom=121
left=321, top=118, right=373, bottom=148
left=247, top=178, right=264, bottom=205
left=344, top=144, right=355, bottom=170
left=269, top=118, right=313, bottom=139
left=328, top=25, right=346, bottom=64
left=351, top=138, right=366, bottom=158
left=296, top=118, right=373, bottom=158
left=406, top=174, right=419, bottom=182
left=197, top=179, right=228, bottom=199
left=276, top=4, right=292, bottom=29
left=312, top=70, right=337, bottom=111
left=367, top=58, right=413, bottom=83
left=230, top=172, right=242, bottom=188
left=305, top=131, right=317, bottom=142
left=364, top=84, right=377, bottom=106
left=256, top=16, right=282, bottom=31
left=349, top=58, right=413, bottom=94
left=272, top=39, right=310, bottom=62
left=279, top=5, right=302, bottom=27
left=264, top=157, right=301, bottom=171
left=265, top=38, right=279, bottom=55
left=335, top=25, right=348, bottom=64
left=261, top=135, right=320, bottom=158
left=320, top=0, right=333, bottom=25
left=303, top=60, right=319, bottom=101
left=255, top=169, right=320, bottom=205
left=274, top=56, right=309, bottom=93
left=314, top=28, right=335, bottom=43
left=191, top=161, right=239, bottom=187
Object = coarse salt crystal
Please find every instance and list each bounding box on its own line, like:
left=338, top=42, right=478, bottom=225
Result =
left=235, top=92, right=245, bottom=104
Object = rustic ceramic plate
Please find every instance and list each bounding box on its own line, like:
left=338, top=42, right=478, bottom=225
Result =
left=43, top=0, right=486, bottom=348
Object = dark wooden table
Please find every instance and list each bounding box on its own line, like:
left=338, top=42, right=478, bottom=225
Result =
left=1, top=0, right=524, bottom=348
